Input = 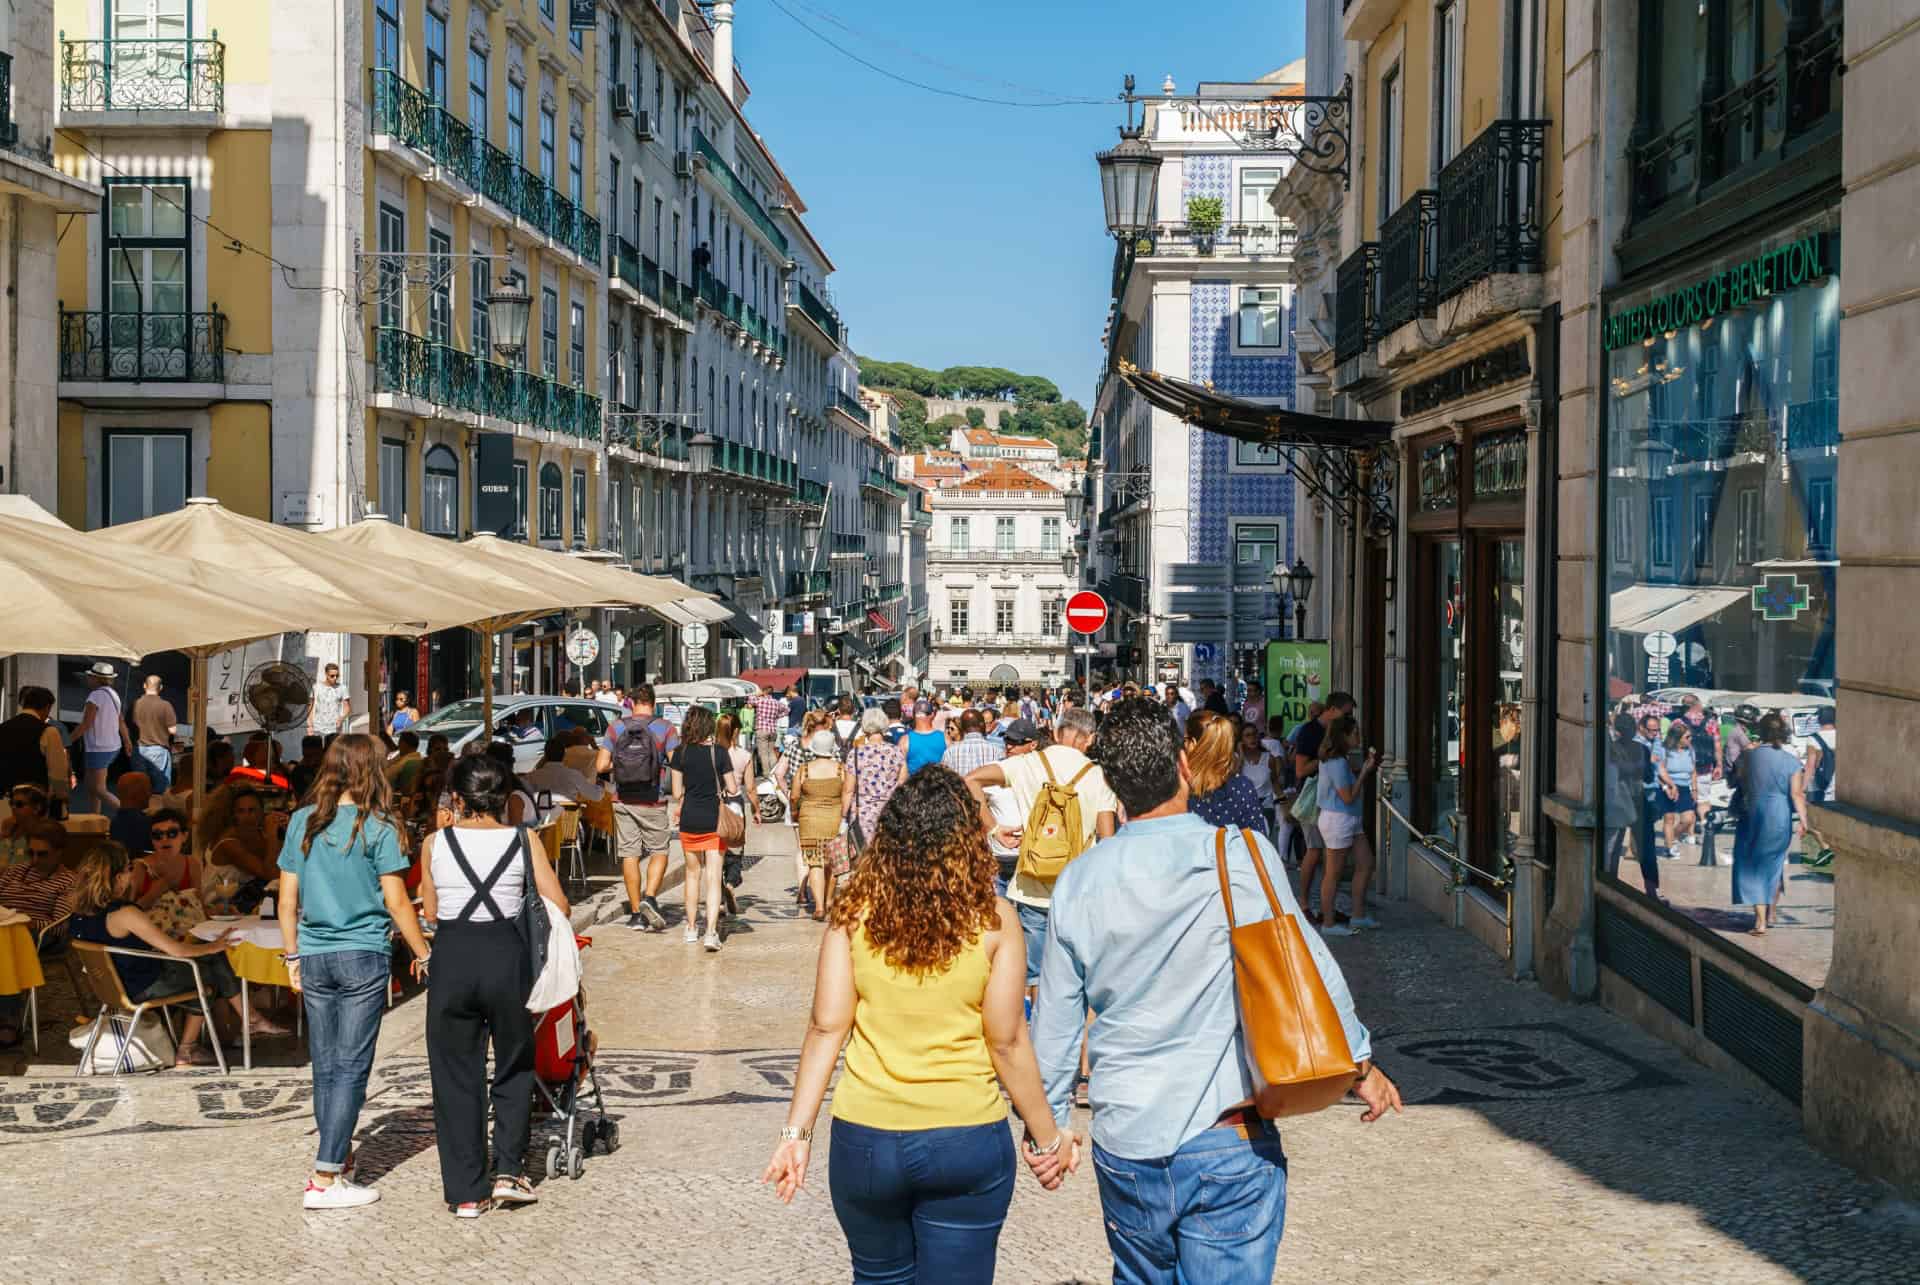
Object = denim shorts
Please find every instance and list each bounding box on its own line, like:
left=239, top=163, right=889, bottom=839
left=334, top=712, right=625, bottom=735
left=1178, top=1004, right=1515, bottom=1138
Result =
left=84, top=749, right=119, bottom=771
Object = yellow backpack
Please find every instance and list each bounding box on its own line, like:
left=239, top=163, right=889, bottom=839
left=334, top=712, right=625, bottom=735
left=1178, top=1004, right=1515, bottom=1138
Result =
left=1015, top=751, right=1095, bottom=882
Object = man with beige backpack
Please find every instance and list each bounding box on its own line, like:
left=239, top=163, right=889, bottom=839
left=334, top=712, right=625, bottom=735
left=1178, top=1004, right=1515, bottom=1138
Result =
left=963, top=708, right=1118, bottom=1005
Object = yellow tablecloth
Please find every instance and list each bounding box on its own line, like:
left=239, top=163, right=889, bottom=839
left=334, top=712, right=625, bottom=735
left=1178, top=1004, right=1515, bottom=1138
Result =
left=0, top=921, right=43, bottom=996
left=226, top=940, right=290, bottom=989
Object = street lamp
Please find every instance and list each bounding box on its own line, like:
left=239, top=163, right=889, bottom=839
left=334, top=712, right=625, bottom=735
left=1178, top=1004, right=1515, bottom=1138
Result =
left=800, top=510, right=823, bottom=560
left=1272, top=557, right=1315, bottom=639
left=688, top=433, right=716, bottom=475
left=1095, top=91, right=1163, bottom=241
left=485, top=269, right=532, bottom=365
left=1063, top=478, right=1087, bottom=527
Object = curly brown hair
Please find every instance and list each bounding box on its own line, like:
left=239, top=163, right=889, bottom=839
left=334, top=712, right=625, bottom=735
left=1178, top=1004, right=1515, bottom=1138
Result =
left=829, top=765, right=998, bottom=977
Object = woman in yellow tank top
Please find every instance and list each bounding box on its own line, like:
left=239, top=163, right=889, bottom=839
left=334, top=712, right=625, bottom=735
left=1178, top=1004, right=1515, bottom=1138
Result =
left=763, top=766, right=1075, bottom=1283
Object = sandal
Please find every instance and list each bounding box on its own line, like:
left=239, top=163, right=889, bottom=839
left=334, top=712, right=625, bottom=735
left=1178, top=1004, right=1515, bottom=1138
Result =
left=174, top=1041, right=217, bottom=1068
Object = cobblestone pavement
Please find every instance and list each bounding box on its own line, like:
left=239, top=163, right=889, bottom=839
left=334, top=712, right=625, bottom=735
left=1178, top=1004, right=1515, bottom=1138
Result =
left=4, top=823, right=1917, bottom=1285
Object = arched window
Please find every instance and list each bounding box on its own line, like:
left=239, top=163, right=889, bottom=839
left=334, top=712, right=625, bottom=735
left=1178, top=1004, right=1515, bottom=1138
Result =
left=538, top=462, right=563, bottom=541
left=423, top=444, right=459, bottom=536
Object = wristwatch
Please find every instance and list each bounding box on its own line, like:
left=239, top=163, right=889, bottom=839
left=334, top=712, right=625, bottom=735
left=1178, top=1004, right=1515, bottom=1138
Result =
left=778, top=1125, right=812, bottom=1143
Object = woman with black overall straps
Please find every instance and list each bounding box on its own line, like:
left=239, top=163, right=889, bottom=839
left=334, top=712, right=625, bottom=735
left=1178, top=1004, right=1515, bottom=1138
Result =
left=418, top=754, right=570, bottom=1217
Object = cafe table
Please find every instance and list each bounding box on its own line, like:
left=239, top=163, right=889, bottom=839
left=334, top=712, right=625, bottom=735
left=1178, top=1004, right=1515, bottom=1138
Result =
left=0, top=909, right=44, bottom=1050
left=190, top=915, right=302, bottom=1070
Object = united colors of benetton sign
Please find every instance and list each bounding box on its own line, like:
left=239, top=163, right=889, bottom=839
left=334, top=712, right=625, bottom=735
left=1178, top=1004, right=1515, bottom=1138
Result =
left=1603, top=232, right=1832, bottom=350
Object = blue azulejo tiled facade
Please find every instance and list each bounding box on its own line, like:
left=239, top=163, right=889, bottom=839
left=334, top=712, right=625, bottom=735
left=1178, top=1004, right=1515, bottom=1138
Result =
left=1182, top=275, right=1297, bottom=686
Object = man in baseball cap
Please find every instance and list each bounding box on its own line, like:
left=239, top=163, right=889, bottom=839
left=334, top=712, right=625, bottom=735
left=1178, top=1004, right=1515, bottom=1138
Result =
left=999, top=718, right=1040, bottom=748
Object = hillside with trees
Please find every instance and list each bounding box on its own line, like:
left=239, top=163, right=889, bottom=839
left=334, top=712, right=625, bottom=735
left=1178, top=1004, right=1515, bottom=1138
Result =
left=859, top=357, right=1087, bottom=458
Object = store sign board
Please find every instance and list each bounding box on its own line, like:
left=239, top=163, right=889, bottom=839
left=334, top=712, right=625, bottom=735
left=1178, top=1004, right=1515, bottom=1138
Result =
left=1603, top=232, right=1831, bottom=350
left=1265, top=640, right=1330, bottom=732
left=569, top=0, right=597, bottom=30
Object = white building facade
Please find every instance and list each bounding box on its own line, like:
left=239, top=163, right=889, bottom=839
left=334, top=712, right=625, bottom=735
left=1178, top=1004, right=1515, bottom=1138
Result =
left=926, top=463, right=1072, bottom=689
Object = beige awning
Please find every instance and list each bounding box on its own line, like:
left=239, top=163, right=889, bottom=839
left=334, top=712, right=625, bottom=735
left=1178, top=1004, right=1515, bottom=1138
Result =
left=680, top=597, right=733, bottom=624
left=0, top=495, right=67, bottom=527
left=0, top=515, right=320, bottom=660
left=1610, top=583, right=1747, bottom=635
left=644, top=599, right=700, bottom=628
left=459, top=535, right=705, bottom=611
left=316, top=516, right=566, bottom=634
left=93, top=499, right=499, bottom=636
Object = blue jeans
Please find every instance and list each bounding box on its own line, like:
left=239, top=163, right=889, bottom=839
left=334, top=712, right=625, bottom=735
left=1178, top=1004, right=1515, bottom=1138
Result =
left=828, top=1118, right=1016, bottom=1285
left=300, top=949, right=391, bottom=1173
left=137, top=744, right=172, bottom=791
left=1014, top=902, right=1048, bottom=988
left=1091, top=1125, right=1289, bottom=1284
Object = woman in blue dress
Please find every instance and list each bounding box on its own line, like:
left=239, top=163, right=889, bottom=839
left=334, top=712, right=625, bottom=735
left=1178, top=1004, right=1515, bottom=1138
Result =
left=1730, top=712, right=1809, bottom=936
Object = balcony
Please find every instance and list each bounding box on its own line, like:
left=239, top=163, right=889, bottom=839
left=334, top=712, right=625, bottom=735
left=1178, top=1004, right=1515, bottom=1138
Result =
left=1333, top=243, right=1379, bottom=364
left=373, top=327, right=601, bottom=440
left=1376, top=190, right=1437, bottom=334
left=1434, top=120, right=1547, bottom=303
left=60, top=35, right=225, bottom=113
left=787, top=279, right=843, bottom=349
left=710, top=437, right=795, bottom=491
left=690, top=126, right=790, bottom=257
left=932, top=632, right=1067, bottom=650
left=1110, top=573, right=1147, bottom=614
left=368, top=70, right=599, bottom=268
left=1135, top=219, right=1296, bottom=260
left=831, top=389, right=869, bottom=429
left=786, top=569, right=832, bottom=600
left=607, top=235, right=641, bottom=300
left=59, top=309, right=225, bottom=383
left=862, top=468, right=909, bottom=500
left=796, top=478, right=828, bottom=507
left=928, top=545, right=1066, bottom=564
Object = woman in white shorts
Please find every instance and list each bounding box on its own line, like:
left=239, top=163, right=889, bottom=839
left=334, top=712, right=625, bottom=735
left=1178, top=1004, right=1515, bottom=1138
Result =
left=1314, top=716, right=1380, bottom=937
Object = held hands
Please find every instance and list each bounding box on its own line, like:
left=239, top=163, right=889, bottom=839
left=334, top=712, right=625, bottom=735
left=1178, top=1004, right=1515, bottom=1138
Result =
left=284, top=956, right=302, bottom=993
left=761, top=1138, right=810, bottom=1204
left=1022, top=1130, right=1080, bottom=1191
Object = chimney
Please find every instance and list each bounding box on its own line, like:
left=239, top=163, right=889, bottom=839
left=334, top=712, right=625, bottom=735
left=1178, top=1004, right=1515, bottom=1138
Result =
left=712, top=1, right=737, bottom=107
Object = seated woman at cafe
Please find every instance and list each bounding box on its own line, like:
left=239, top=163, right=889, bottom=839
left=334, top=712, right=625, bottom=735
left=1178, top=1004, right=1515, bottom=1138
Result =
left=0, top=820, right=79, bottom=1048
left=0, top=784, right=51, bottom=865
left=68, top=841, right=286, bottom=1067
left=130, top=809, right=201, bottom=904
left=205, top=788, right=285, bottom=884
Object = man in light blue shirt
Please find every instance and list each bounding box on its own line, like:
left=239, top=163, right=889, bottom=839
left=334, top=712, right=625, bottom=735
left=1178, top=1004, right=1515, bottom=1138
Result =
left=1031, top=697, right=1400, bottom=1282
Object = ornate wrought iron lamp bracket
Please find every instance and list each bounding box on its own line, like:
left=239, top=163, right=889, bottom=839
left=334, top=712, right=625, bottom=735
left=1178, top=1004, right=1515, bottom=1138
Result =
left=1119, top=74, right=1354, bottom=188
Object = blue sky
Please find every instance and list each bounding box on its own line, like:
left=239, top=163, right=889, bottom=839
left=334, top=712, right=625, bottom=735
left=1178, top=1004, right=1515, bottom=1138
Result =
left=732, top=0, right=1306, bottom=407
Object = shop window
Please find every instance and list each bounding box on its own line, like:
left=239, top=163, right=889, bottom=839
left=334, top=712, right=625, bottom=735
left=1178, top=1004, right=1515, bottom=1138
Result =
left=1600, top=233, right=1840, bottom=989
left=538, top=463, right=562, bottom=540
left=1472, top=430, right=1526, bottom=501
left=379, top=438, right=407, bottom=520
left=423, top=444, right=459, bottom=535
left=1418, top=439, right=1458, bottom=512
left=104, top=430, right=188, bottom=527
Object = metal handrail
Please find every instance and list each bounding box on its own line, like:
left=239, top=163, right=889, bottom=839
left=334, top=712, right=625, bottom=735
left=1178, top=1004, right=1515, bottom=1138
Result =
left=1377, top=793, right=1513, bottom=892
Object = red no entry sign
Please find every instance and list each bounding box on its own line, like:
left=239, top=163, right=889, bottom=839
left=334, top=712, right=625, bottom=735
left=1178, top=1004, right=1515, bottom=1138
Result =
left=1066, top=590, right=1109, bottom=635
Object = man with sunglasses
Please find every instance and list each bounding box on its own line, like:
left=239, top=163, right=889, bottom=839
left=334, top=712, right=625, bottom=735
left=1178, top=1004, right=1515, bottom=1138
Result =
left=0, top=820, right=77, bottom=1048
left=0, top=785, right=50, bottom=865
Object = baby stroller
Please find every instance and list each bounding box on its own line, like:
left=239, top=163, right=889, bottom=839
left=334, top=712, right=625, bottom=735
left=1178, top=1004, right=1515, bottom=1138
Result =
left=533, top=934, right=615, bottom=1180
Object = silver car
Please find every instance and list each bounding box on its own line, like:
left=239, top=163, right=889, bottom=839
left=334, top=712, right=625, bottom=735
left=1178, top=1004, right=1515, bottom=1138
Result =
left=410, top=694, right=626, bottom=773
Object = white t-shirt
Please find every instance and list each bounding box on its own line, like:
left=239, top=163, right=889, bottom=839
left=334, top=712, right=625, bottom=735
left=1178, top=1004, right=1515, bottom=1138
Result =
left=985, top=785, right=1024, bottom=859
left=429, top=826, right=528, bottom=922
left=998, top=746, right=1120, bottom=910
left=83, top=688, right=123, bottom=753
left=311, top=681, right=348, bottom=734
left=1240, top=750, right=1278, bottom=807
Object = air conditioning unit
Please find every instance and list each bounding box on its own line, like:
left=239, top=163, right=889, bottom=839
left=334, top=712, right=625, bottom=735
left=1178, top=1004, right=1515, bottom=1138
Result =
left=673, top=151, right=695, bottom=179
left=633, top=109, right=655, bottom=141
left=611, top=84, right=635, bottom=118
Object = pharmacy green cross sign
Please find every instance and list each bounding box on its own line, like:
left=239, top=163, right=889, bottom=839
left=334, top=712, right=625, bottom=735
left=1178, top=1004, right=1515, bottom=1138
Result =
left=1752, top=574, right=1812, bottom=622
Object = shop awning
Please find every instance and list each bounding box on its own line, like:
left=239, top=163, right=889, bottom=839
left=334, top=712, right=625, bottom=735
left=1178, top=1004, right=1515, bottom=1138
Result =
left=718, top=604, right=765, bottom=649
left=740, top=667, right=806, bottom=691
left=1610, top=584, right=1747, bottom=635
left=1116, top=359, right=1391, bottom=451
left=644, top=599, right=698, bottom=628
left=681, top=598, right=733, bottom=624
left=865, top=608, right=895, bottom=634
left=839, top=630, right=874, bottom=659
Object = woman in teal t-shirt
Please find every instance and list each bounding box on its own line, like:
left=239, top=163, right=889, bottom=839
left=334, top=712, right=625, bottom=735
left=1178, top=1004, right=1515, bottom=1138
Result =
left=276, top=734, right=432, bottom=1211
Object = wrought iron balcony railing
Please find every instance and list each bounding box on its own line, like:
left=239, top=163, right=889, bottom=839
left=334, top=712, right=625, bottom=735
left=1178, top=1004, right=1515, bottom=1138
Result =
left=1136, top=219, right=1297, bottom=259
left=59, top=308, right=225, bottom=382
left=833, top=389, right=869, bottom=427
left=928, top=546, right=1066, bottom=563
left=1376, top=189, right=1438, bottom=334
left=691, top=126, right=790, bottom=256
left=788, top=280, right=842, bottom=345
left=1435, top=120, right=1548, bottom=302
left=1333, top=243, right=1379, bottom=364
left=787, top=570, right=832, bottom=598
left=608, top=235, right=641, bottom=288
left=373, top=327, right=601, bottom=440
left=60, top=35, right=225, bottom=112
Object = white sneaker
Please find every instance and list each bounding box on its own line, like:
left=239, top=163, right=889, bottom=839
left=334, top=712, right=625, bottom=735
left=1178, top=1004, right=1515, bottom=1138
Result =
left=304, top=1178, right=380, bottom=1210
left=1320, top=924, right=1358, bottom=937
left=703, top=932, right=722, bottom=952
left=684, top=923, right=700, bottom=944
left=491, top=1175, right=538, bottom=1205
left=1348, top=916, right=1381, bottom=930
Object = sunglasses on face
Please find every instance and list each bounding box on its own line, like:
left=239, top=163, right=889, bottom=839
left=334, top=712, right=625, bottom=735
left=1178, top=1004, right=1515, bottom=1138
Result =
left=151, top=827, right=184, bottom=840
left=27, top=846, right=54, bottom=859
left=11, top=796, right=42, bottom=809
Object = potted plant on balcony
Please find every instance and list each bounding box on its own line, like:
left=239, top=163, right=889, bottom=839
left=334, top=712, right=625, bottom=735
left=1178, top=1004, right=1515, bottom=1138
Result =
left=1186, top=196, right=1224, bottom=254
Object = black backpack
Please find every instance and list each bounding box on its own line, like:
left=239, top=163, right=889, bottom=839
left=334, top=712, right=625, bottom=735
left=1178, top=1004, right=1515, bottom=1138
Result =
left=610, top=717, right=667, bottom=790
left=1809, top=732, right=1836, bottom=798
